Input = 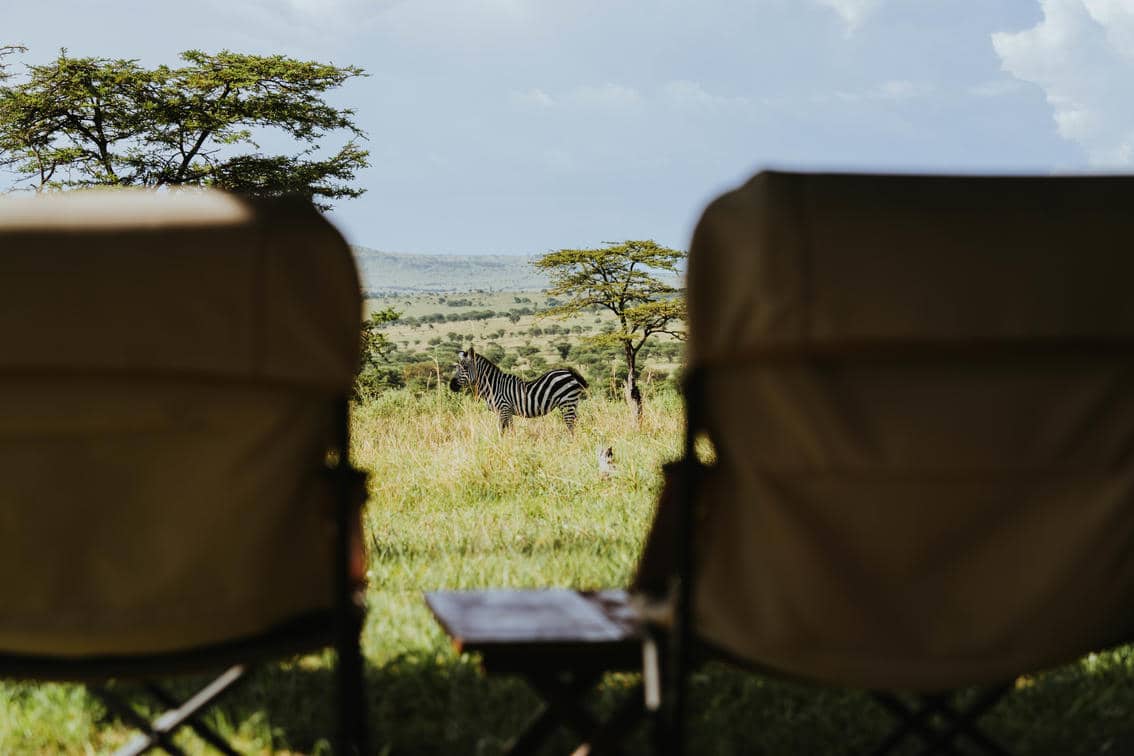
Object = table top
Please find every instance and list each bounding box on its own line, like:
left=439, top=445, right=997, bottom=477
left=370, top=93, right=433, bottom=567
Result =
left=424, top=588, right=642, bottom=673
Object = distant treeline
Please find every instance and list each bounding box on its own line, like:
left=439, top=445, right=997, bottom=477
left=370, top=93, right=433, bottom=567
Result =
left=355, top=330, right=683, bottom=402
left=351, top=247, right=550, bottom=293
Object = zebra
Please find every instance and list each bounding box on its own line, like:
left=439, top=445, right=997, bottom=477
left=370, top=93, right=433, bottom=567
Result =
left=449, top=346, right=589, bottom=432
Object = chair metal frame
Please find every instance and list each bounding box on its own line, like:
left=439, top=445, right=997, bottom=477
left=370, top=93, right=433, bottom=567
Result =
left=0, top=397, right=368, bottom=756
left=867, top=687, right=1012, bottom=756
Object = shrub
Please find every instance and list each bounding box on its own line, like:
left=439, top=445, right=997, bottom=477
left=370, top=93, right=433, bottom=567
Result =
left=482, top=343, right=506, bottom=362
left=353, top=365, right=405, bottom=402
left=401, top=361, right=450, bottom=393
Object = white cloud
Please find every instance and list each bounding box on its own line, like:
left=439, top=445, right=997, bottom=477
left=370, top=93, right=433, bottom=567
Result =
left=513, top=80, right=761, bottom=118
left=815, top=0, right=885, bottom=33
left=510, top=88, right=555, bottom=108
left=380, top=0, right=543, bottom=47
left=661, top=80, right=758, bottom=114
left=969, top=79, right=1026, bottom=98
left=1083, top=0, right=1134, bottom=49
left=566, top=83, right=644, bottom=110
left=284, top=0, right=406, bottom=22
left=873, top=80, right=932, bottom=100
left=993, top=0, right=1134, bottom=166
left=820, top=79, right=933, bottom=104
left=201, top=0, right=405, bottom=44
left=510, top=82, right=644, bottom=112
left=542, top=148, right=576, bottom=173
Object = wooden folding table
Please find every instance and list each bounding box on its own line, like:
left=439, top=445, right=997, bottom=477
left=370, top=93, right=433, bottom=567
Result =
left=426, top=588, right=646, bottom=754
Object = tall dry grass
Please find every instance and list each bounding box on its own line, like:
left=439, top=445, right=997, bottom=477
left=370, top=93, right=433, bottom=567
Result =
left=6, top=387, right=1134, bottom=754
left=352, top=387, right=683, bottom=659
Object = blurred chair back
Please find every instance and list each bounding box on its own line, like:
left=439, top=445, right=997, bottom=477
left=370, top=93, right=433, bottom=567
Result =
left=0, top=188, right=367, bottom=752
left=666, top=172, right=1134, bottom=750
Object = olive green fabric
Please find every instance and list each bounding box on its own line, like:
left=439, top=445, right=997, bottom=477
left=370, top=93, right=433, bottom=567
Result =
left=685, top=171, right=1134, bottom=690
left=0, top=189, right=361, bottom=656
left=0, top=189, right=360, bottom=390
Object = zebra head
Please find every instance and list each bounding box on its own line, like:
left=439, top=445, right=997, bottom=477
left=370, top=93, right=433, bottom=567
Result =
left=449, top=348, right=476, bottom=393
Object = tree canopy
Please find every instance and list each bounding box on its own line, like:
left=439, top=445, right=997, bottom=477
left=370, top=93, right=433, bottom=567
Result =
left=0, top=49, right=368, bottom=208
left=534, top=239, right=685, bottom=419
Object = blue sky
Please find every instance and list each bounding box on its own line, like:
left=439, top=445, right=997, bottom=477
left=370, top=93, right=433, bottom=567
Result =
left=3, top=0, right=1131, bottom=253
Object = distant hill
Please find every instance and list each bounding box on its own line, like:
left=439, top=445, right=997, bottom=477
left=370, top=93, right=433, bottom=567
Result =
left=351, top=246, right=548, bottom=293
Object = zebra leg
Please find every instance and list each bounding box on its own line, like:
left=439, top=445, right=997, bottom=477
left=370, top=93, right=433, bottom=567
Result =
left=499, top=408, right=513, bottom=432
left=561, top=404, right=577, bottom=434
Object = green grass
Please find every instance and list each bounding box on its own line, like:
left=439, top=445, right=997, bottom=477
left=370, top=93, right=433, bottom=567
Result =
left=5, top=389, right=1134, bottom=754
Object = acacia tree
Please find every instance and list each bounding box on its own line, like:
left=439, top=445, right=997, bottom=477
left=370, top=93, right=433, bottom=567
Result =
left=534, top=240, right=686, bottom=421
left=355, top=307, right=402, bottom=400
left=360, top=307, right=401, bottom=369
left=0, top=49, right=367, bottom=207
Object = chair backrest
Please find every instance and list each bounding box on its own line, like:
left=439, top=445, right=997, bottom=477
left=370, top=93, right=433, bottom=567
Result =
left=0, top=189, right=361, bottom=659
left=683, top=171, right=1134, bottom=690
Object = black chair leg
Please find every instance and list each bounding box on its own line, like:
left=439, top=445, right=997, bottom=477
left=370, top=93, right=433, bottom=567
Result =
left=336, top=611, right=368, bottom=756
left=920, top=687, right=1012, bottom=756
left=870, top=693, right=942, bottom=756
left=870, top=686, right=1012, bottom=756
left=91, top=664, right=247, bottom=756
left=143, top=680, right=242, bottom=756
left=90, top=687, right=188, bottom=756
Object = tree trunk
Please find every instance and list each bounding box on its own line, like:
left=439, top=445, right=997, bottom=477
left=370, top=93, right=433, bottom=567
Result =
left=623, top=342, right=643, bottom=424
left=624, top=377, right=643, bottom=423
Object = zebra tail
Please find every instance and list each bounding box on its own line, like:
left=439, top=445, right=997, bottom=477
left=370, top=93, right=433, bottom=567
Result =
left=568, top=367, right=589, bottom=389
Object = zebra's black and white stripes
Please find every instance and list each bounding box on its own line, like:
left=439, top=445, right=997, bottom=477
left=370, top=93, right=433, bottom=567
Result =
left=449, top=347, right=589, bottom=432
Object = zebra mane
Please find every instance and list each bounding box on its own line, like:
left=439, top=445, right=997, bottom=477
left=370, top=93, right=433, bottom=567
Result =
left=565, top=366, right=589, bottom=389
left=469, top=350, right=503, bottom=380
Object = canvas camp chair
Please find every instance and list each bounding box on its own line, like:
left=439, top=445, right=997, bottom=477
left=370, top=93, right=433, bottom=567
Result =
left=0, top=189, right=369, bottom=754
left=655, top=170, right=1134, bottom=754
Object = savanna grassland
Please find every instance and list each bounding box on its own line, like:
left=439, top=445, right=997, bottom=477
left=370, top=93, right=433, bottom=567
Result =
left=357, top=290, right=683, bottom=402
left=3, top=293, right=1134, bottom=754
